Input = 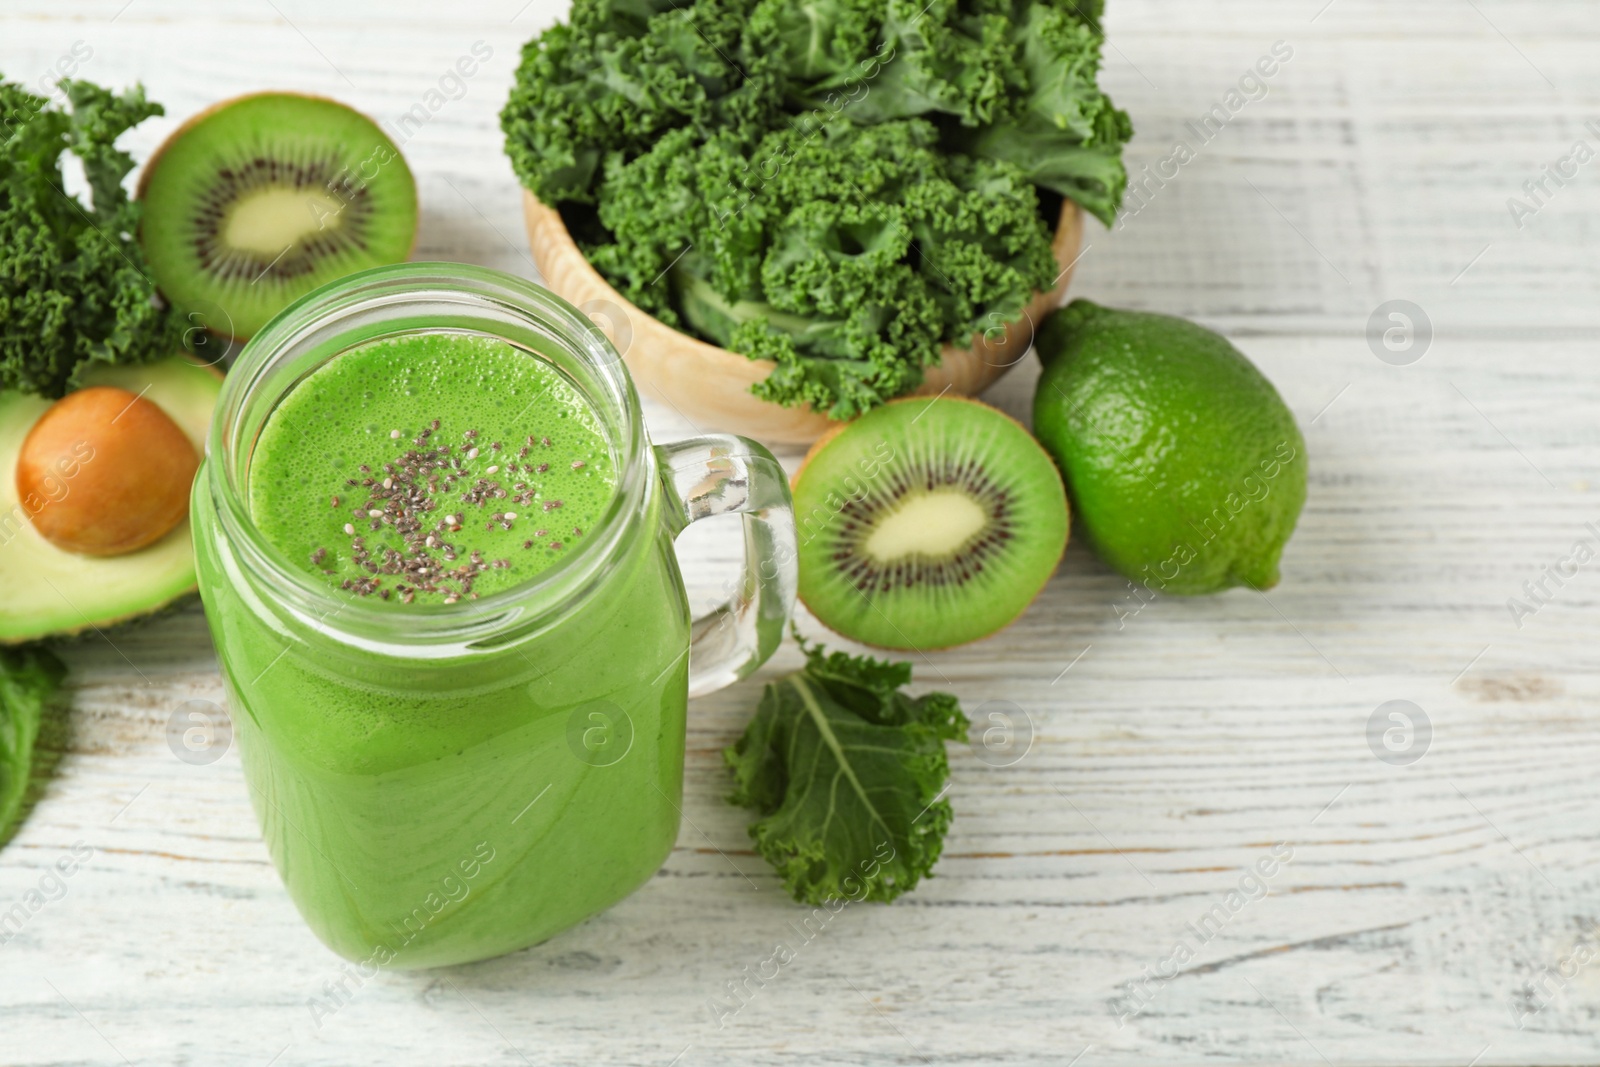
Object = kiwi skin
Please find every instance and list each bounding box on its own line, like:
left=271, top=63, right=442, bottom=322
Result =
left=136, top=91, right=419, bottom=342
left=792, top=396, right=1069, bottom=652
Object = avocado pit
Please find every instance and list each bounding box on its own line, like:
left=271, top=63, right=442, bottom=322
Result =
left=16, top=386, right=200, bottom=556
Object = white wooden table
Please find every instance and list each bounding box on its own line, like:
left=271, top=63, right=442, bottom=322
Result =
left=4, top=2, right=1600, bottom=1064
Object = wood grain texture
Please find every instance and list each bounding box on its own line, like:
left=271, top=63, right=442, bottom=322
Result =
left=524, top=193, right=1084, bottom=445
left=4, top=1, right=1600, bottom=1065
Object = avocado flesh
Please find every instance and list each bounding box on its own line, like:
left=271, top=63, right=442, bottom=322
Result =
left=0, top=356, right=222, bottom=645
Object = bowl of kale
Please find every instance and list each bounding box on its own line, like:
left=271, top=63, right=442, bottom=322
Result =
left=502, top=0, right=1132, bottom=443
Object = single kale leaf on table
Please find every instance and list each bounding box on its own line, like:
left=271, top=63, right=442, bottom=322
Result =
left=725, top=638, right=969, bottom=905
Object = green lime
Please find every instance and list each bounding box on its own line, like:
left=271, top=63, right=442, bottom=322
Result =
left=1032, top=300, right=1307, bottom=594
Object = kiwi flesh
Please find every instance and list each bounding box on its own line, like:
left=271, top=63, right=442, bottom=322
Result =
left=793, top=397, right=1069, bottom=650
left=138, top=92, right=418, bottom=340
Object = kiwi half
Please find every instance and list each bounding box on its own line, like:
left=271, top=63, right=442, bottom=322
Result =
left=138, top=92, right=418, bottom=340
left=793, top=397, right=1069, bottom=650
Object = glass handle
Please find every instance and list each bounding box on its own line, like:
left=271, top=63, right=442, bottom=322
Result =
left=655, top=435, right=798, bottom=698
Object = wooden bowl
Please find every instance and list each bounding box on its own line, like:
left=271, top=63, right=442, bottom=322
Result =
left=522, top=190, right=1084, bottom=445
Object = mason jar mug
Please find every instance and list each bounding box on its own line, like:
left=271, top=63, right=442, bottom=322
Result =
left=190, top=263, right=797, bottom=968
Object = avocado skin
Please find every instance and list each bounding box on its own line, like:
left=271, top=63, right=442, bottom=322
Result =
left=1032, top=300, right=1307, bottom=595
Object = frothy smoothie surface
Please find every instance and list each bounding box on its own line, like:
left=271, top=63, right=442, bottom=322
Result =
left=249, top=332, right=616, bottom=603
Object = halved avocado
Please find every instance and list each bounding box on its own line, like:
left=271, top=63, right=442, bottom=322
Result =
left=0, top=356, right=222, bottom=645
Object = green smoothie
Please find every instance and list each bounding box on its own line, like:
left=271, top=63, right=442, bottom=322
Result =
left=250, top=332, right=616, bottom=603
left=193, top=329, right=691, bottom=968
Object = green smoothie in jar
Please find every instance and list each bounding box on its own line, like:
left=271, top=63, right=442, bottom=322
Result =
left=192, top=263, right=796, bottom=970
left=201, top=331, right=687, bottom=967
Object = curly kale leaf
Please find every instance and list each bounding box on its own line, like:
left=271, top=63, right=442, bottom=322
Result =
left=725, top=636, right=968, bottom=905
left=597, top=119, right=1055, bottom=418
left=767, top=0, right=1131, bottom=222
left=753, top=0, right=883, bottom=81
left=501, top=0, right=782, bottom=204
left=948, top=3, right=1132, bottom=225
left=0, top=646, right=66, bottom=846
left=0, top=76, right=184, bottom=398
left=811, top=0, right=1023, bottom=128
left=786, top=0, right=1130, bottom=224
